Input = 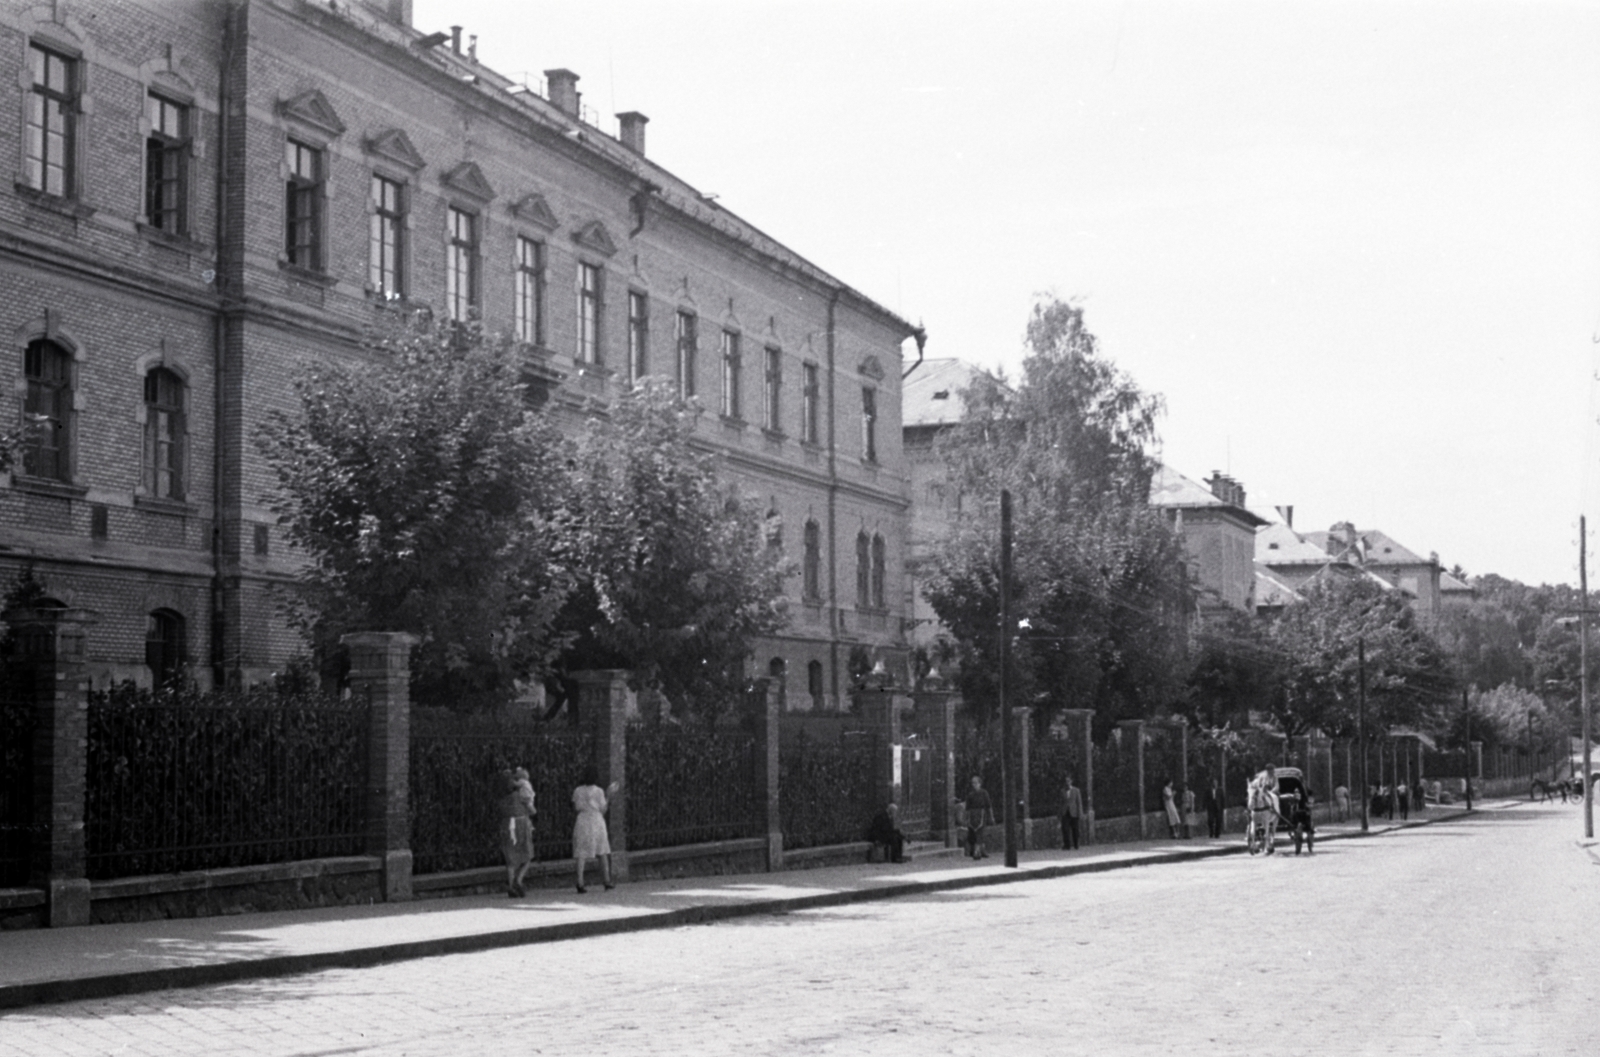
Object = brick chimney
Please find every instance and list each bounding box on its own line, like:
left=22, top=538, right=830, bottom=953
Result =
left=617, top=111, right=648, bottom=155
left=1205, top=472, right=1246, bottom=508
left=545, top=69, right=581, bottom=118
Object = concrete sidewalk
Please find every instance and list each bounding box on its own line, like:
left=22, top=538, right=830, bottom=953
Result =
left=0, top=802, right=1507, bottom=1011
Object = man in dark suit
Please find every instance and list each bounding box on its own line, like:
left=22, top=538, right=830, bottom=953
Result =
left=1060, top=775, right=1083, bottom=850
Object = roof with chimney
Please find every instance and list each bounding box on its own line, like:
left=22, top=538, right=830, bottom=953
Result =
left=1301, top=526, right=1433, bottom=567
left=330, top=0, right=919, bottom=339
left=1149, top=465, right=1270, bottom=527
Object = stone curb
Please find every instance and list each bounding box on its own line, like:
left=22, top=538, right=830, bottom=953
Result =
left=0, top=804, right=1490, bottom=1012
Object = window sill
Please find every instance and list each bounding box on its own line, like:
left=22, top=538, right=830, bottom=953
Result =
left=364, top=286, right=414, bottom=308
left=277, top=260, right=337, bottom=287
left=133, top=494, right=197, bottom=517
left=13, top=183, right=95, bottom=220
left=761, top=428, right=787, bottom=443
left=9, top=475, right=87, bottom=500
left=138, top=223, right=207, bottom=253
left=855, top=605, right=889, bottom=616
left=720, top=415, right=747, bottom=430
left=576, top=362, right=614, bottom=379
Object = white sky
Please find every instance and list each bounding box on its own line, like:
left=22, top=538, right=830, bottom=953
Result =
left=413, top=0, right=1600, bottom=588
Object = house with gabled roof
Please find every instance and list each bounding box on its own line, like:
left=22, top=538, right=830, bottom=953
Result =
left=1148, top=465, right=1268, bottom=614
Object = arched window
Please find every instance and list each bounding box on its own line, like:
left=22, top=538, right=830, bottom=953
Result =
left=23, top=339, right=72, bottom=481
left=802, top=520, right=821, bottom=601
left=855, top=531, right=871, bottom=608
left=870, top=534, right=886, bottom=609
left=807, top=659, right=824, bottom=710
left=144, top=367, right=185, bottom=499
left=767, top=657, right=786, bottom=679
left=145, top=609, right=186, bottom=688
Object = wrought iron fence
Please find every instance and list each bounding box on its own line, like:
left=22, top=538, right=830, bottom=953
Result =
left=84, top=686, right=369, bottom=880
left=1092, top=731, right=1141, bottom=819
left=1144, top=725, right=1185, bottom=815
left=1028, top=729, right=1075, bottom=819
left=778, top=729, right=879, bottom=849
left=953, top=721, right=1002, bottom=804
left=626, top=726, right=764, bottom=850
left=409, top=713, right=593, bottom=875
left=0, top=700, right=36, bottom=887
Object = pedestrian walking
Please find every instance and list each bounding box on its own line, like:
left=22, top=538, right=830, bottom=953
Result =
left=499, top=766, right=537, bottom=898
left=963, top=775, right=993, bottom=859
left=1061, top=775, right=1083, bottom=850
left=1205, top=779, right=1223, bottom=838
left=1180, top=784, right=1196, bottom=839
left=1333, top=784, right=1350, bottom=822
left=572, top=766, right=619, bottom=893
left=1162, top=779, right=1180, bottom=839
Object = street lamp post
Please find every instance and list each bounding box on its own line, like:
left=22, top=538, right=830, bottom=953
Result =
left=999, top=489, right=1018, bottom=868
left=1358, top=638, right=1369, bottom=833
left=1581, top=515, right=1593, bottom=838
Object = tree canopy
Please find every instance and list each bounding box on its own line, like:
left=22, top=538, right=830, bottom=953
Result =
left=552, top=381, right=790, bottom=715
left=921, top=298, right=1191, bottom=729
left=257, top=327, right=789, bottom=714
left=256, top=324, right=571, bottom=707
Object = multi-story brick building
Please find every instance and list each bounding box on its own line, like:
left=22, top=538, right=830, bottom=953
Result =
left=0, top=0, right=920, bottom=705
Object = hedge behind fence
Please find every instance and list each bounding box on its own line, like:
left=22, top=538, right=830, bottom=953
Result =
left=83, top=684, right=368, bottom=880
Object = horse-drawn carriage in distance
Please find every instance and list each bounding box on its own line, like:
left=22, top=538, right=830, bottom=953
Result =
left=1246, top=766, right=1313, bottom=855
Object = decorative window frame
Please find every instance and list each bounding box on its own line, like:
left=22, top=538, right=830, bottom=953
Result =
left=135, top=49, right=208, bottom=245
left=362, top=129, right=423, bottom=304
left=9, top=310, right=86, bottom=492
left=131, top=344, right=193, bottom=507
left=275, top=89, right=347, bottom=278
left=14, top=9, right=97, bottom=213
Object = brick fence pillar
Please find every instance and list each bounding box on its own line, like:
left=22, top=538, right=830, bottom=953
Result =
left=913, top=687, right=958, bottom=847
left=573, top=670, right=631, bottom=882
left=1059, top=709, right=1095, bottom=844
left=342, top=631, right=417, bottom=902
left=1119, top=719, right=1147, bottom=838
left=744, top=677, right=783, bottom=871
left=7, top=606, right=97, bottom=927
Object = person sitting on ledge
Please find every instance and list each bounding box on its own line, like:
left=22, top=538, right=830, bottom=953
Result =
left=866, top=802, right=907, bottom=863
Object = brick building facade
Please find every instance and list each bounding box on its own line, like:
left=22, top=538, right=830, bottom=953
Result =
left=0, top=0, right=920, bottom=705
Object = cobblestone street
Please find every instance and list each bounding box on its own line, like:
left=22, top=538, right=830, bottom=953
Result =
left=2, top=803, right=1593, bottom=1057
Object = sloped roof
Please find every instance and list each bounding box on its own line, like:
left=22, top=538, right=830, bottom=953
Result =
left=903, top=359, right=990, bottom=428
left=1441, top=571, right=1474, bottom=594
left=1254, top=566, right=1304, bottom=608
left=1302, top=527, right=1430, bottom=566
left=1256, top=522, right=1334, bottom=564
left=1149, top=464, right=1270, bottom=526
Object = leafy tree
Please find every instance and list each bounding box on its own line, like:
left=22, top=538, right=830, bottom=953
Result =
left=255, top=323, right=572, bottom=708
left=552, top=381, right=790, bottom=717
left=1183, top=608, right=1287, bottom=730
left=1264, top=575, right=1455, bottom=738
left=922, top=298, right=1191, bottom=730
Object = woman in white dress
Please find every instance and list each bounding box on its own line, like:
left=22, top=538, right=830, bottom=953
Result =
left=572, top=765, right=619, bottom=893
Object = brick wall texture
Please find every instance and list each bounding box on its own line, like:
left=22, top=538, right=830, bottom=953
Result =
left=0, top=0, right=918, bottom=702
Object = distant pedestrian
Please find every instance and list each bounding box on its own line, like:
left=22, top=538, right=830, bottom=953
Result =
left=1333, top=784, right=1350, bottom=822
left=1162, top=780, right=1180, bottom=839
left=1413, top=780, right=1426, bottom=813
left=963, top=775, right=993, bottom=859
left=1398, top=781, right=1409, bottom=820
left=572, top=766, right=619, bottom=893
left=1180, top=784, right=1197, bottom=839
left=499, top=767, right=537, bottom=898
left=1061, top=775, right=1083, bottom=850
left=866, top=803, right=907, bottom=863
left=1205, top=780, right=1223, bottom=838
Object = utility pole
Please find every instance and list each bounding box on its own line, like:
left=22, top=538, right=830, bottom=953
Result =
left=1463, top=688, right=1472, bottom=811
left=999, top=489, right=1018, bottom=868
left=1582, top=515, right=1593, bottom=838
left=1358, top=638, right=1369, bottom=833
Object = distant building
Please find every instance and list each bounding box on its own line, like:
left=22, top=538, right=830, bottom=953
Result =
left=0, top=0, right=920, bottom=702
left=1148, top=466, right=1267, bottom=614
left=902, top=358, right=987, bottom=657
left=1256, top=517, right=1448, bottom=622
